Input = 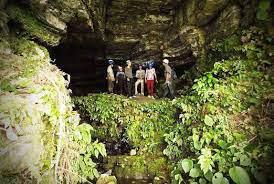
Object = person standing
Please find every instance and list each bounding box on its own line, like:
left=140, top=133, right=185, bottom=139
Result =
left=106, top=59, right=115, bottom=93
left=125, top=60, right=133, bottom=97
left=135, top=64, right=145, bottom=96
left=162, top=59, right=175, bottom=99
left=145, top=63, right=157, bottom=98
left=116, top=66, right=126, bottom=95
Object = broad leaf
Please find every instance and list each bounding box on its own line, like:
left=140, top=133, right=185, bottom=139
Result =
left=181, top=159, right=193, bottom=173
left=189, top=168, right=201, bottom=178
left=229, top=166, right=251, bottom=184
left=204, top=115, right=214, bottom=126
left=204, top=171, right=213, bottom=181
left=212, top=173, right=229, bottom=184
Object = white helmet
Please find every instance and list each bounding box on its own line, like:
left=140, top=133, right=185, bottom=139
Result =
left=163, top=59, right=169, bottom=64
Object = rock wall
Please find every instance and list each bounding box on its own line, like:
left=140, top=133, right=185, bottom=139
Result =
left=3, top=0, right=264, bottom=93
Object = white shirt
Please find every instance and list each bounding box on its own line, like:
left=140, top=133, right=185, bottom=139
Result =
left=136, top=69, right=145, bottom=79
left=145, top=68, right=156, bottom=80
left=107, top=65, right=114, bottom=81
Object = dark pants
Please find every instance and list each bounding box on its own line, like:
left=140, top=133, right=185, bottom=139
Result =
left=163, top=82, right=175, bottom=99
left=117, top=79, right=126, bottom=95
left=127, top=78, right=133, bottom=97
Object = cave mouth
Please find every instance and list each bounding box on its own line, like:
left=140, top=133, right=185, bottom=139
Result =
left=51, top=40, right=107, bottom=96
left=50, top=18, right=110, bottom=96
left=51, top=39, right=196, bottom=96
left=49, top=9, right=197, bottom=96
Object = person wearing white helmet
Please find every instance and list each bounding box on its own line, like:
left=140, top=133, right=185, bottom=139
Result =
left=106, top=59, right=115, bottom=93
left=162, top=58, right=175, bottom=99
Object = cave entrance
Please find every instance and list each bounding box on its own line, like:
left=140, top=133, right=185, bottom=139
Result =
left=51, top=21, right=107, bottom=96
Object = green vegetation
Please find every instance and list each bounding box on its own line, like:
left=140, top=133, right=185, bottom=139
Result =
left=73, top=27, right=274, bottom=184
left=1, top=0, right=273, bottom=183
left=73, top=94, right=176, bottom=153
left=0, top=36, right=105, bottom=183
left=165, top=28, right=274, bottom=183
left=104, top=155, right=171, bottom=181
left=256, top=0, right=271, bottom=21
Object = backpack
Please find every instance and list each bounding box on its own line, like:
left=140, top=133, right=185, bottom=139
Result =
left=171, top=69, right=177, bottom=80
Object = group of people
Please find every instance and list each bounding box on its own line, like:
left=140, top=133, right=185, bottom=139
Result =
left=106, top=59, right=175, bottom=99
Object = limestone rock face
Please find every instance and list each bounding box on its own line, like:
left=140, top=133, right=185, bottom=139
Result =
left=6, top=0, right=107, bottom=46
left=205, top=4, right=241, bottom=42
left=4, top=0, right=251, bottom=92
left=105, top=0, right=177, bottom=60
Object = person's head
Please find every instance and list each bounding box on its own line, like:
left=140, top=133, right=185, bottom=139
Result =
left=139, top=64, right=142, bottom=70
left=149, top=63, right=153, bottom=69
left=126, top=60, right=131, bottom=67
left=118, top=66, right=123, bottom=71
left=163, top=59, right=169, bottom=66
left=108, top=59, right=114, bottom=66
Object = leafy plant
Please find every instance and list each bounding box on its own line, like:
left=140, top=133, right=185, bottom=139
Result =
left=72, top=124, right=106, bottom=182
left=73, top=94, right=176, bottom=153
left=166, top=27, right=274, bottom=184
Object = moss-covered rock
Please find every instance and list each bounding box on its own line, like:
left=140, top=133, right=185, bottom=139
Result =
left=103, top=155, right=171, bottom=183
left=7, top=4, right=62, bottom=46
left=0, top=35, right=89, bottom=183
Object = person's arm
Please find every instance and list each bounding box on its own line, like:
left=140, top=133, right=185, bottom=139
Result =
left=106, top=67, right=109, bottom=80
left=136, top=70, right=139, bottom=79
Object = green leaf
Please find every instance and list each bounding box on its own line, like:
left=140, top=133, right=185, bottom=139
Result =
left=189, top=168, right=201, bottom=178
left=199, top=178, right=207, bottom=184
left=204, top=171, right=213, bottom=181
left=175, top=174, right=183, bottom=183
left=212, top=173, right=229, bottom=184
left=181, top=159, right=194, bottom=173
left=229, top=166, right=251, bottom=184
left=240, top=155, right=251, bottom=166
left=94, top=149, right=99, bottom=158
left=93, top=168, right=100, bottom=178
left=217, top=140, right=227, bottom=149
left=204, top=115, right=214, bottom=126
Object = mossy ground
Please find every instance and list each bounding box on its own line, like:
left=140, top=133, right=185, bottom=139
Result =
left=103, top=154, right=171, bottom=183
